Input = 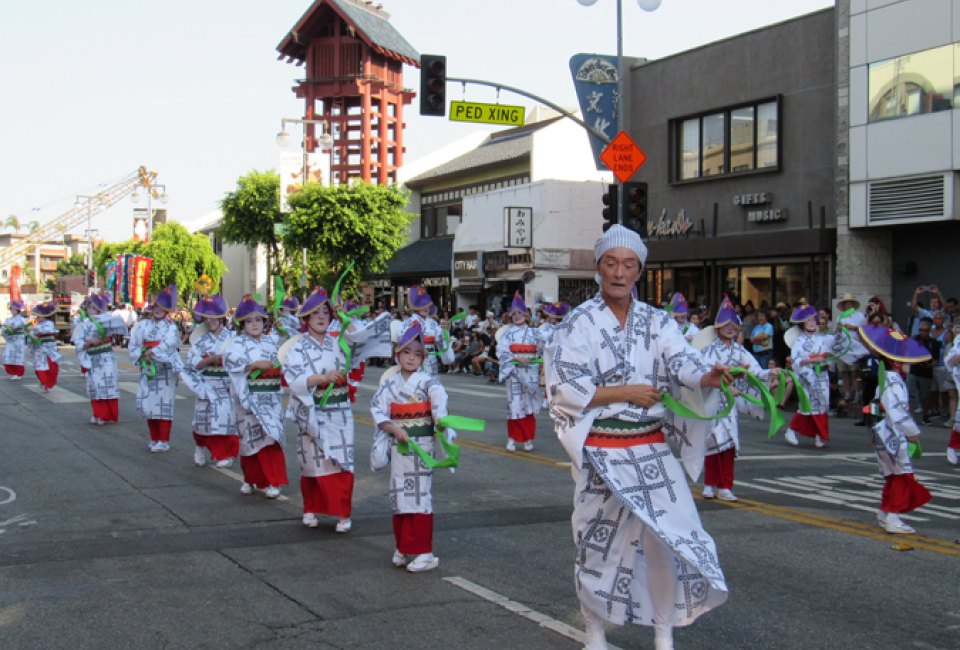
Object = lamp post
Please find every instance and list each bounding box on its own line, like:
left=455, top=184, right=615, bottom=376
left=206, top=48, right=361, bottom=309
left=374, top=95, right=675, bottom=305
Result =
left=577, top=0, right=661, bottom=223
left=276, top=117, right=334, bottom=291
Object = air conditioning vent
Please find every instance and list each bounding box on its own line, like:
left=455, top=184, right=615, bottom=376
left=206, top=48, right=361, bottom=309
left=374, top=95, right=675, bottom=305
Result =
left=868, top=175, right=945, bottom=223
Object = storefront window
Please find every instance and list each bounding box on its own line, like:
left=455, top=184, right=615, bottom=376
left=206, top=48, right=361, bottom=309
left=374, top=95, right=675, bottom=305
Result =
left=559, top=278, right=597, bottom=307
left=730, top=107, right=755, bottom=172
left=737, top=266, right=773, bottom=311
left=679, top=118, right=700, bottom=180
left=756, top=101, right=778, bottom=169
left=701, top=113, right=726, bottom=177
left=868, top=43, right=954, bottom=121
left=775, top=264, right=809, bottom=308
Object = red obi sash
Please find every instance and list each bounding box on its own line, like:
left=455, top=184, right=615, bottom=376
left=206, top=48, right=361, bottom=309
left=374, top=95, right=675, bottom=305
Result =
left=585, top=418, right=664, bottom=447
left=144, top=340, right=161, bottom=350
left=314, top=376, right=349, bottom=406
left=248, top=366, right=284, bottom=393
left=390, top=401, right=434, bottom=438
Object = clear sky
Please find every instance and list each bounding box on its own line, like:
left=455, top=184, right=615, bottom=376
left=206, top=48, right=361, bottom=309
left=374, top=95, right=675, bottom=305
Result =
left=0, top=0, right=833, bottom=243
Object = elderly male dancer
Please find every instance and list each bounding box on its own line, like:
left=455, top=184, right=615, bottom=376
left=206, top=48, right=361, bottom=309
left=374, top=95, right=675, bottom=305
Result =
left=545, top=225, right=731, bottom=650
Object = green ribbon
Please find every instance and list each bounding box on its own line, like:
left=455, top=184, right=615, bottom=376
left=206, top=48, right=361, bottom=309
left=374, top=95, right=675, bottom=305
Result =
left=777, top=368, right=812, bottom=413
left=396, top=414, right=485, bottom=469
left=512, top=357, right=543, bottom=365
left=138, top=349, right=157, bottom=380
left=248, top=363, right=281, bottom=381
left=908, top=439, right=922, bottom=459
left=727, top=368, right=785, bottom=437
left=25, top=323, right=41, bottom=346
left=432, top=312, right=468, bottom=357
left=317, top=262, right=363, bottom=408
left=659, top=381, right=737, bottom=421
left=271, top=276, right=291, bottom=338
left=80, top=309, right=106, bottom=340
left=878, top=359, right=887, bottom=397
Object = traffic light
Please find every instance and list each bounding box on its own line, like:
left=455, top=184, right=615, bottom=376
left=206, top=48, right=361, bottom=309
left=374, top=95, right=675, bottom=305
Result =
left=601, top=184, right=618, bottom=232
left=419, top=54, right=446, bottom=117
left=623, top=181, right=648, bottom=235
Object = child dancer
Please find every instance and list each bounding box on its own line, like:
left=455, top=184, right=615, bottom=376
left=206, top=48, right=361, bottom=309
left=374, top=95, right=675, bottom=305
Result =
left=944, top=324, right=960, bottom=465
left=75, top=292, right=121, bottom=424
left=497, top=291, right=542, bottom=451
left=370, top=321, right=454, bottom=572
left=784, top=304, right=834, bottom=448
left=2, top=300, right=27, bottom=380
left=30, top=301, right=62, bottom=391
left=400, top=287, right=456, bottom=377
left=128, top=285, right=182, bottom=452
left=858, top=324, right=933, bottom=533
left=224, top=295, right=288, bottom=498
left=668, top=292, right=699, bottom=343
left=182, top=295, right=238, bottom=468
left=698, top=296, right=771, bottom=501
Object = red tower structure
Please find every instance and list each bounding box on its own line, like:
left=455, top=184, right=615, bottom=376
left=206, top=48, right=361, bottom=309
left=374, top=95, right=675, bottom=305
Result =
left=277, top=0, right=419, bottom=185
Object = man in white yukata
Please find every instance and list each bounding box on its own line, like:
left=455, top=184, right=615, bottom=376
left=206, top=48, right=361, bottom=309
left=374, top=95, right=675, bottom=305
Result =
left=2, top=300, right=28, bottom=380
left=400, top=286, right=455, bottom=377
left=182, top=295, right=238, bottom=468
left=128, top=285, right=182, bottom=452
left=545, top=225, right=731, bottom=650
left=497, top=291, right=543, bottom=451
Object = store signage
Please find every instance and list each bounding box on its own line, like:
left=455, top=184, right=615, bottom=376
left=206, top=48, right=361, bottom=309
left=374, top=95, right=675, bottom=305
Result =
left=450, top=101, right=525, bottom=126
left=421, top=276, right=450, bottom=288
left=733, top=192, right=787, bottom=222
left=733, top=192, right=772, bottom=206
left=534, top=249, right=571, bottom=269
left=484, top=250, right=508, bottom=272
left=504, top=207, right=533, bottom=248
left=366, top=279, right=391, bottom=288
left=747, top=209, right=788, bottom=222
left=454, top=251, right=483, bottom=278
left=647, top=209, right=695, bottom=238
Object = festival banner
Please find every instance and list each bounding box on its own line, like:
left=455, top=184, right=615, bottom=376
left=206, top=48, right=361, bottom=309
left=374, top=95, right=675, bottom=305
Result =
left=8, top=265, right=21, bottom=303
left=114, top=255, right=125, bottom=304
left=569, top=53, right=621, bottom=171
left=125, top=253, right=136, bottom=304
left=105, top=262, right=117, bottom=292
left=132, top=256, right=153, bottom=308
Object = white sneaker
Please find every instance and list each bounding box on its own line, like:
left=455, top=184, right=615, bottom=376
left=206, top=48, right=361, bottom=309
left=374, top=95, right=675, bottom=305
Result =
left=335, top=518, right=352, bottom=534
left=302, top=513, right=319, bottom=528
left=215, top=458, right=234, bottom=469
left=264, top=486, right=280, bottom=499
left=717, top=489, right=738, bottom=502
left=155, top=441, right=170, bottom=452
left=885, top=518, right=916, bottom=535
left=406, top=553, right=439, bottom=573
left=702, top=486, right=717, bottom=499
left=240, top=482, right=253, bottom=495
left=193, top=447, right=206, bottom=467
left=90, top=416, right=99, bottom=425
left=523, top=441, right=534, bottom=451
left=814, top=435, right=826, bottom=448
left=392, top=550, right=408, bottom=567
left=876, top=512, right=888, bottom=529
left=149, top=441, right=162, bottom=453
left=947, top=448, right=958, bottom=465
left=784, top=429, right=799, bottom=446
left=506, top=439, right=517, bottom=451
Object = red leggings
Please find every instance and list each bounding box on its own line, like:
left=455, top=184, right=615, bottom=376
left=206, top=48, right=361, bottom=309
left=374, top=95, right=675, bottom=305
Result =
left=193, top=433, right=240, bottom=461
left=91, top=399, right=119, bottom=422
left=146, top=419, right=172, bottom=442
left=880, top=473, right=931, bottom=513
left=301, top=472, right=354, bottom=517
left=393, top=513, right=434, bottom=555
left=35, top=362, right=60, bottom=389
left=507, top=414, right=536, bottom=442
left=3, top=364, right=25, bottom=377
left=703, top=448, right=736, bottom=490
left=240, top=443, right=288, bottom=488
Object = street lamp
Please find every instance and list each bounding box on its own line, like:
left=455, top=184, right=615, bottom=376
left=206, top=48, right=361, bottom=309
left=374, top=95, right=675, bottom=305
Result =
left=129, top=182, right=169, bottom=241
left=276, top=117, right=335, bottom=291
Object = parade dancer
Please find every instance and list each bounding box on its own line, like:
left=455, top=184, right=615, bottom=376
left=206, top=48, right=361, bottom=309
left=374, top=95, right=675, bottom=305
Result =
left=224, top=295, right=288, bottom=499
left=784, top=304, right=835, bottom=448
left=283, top=287, right=391, bottom=532
left=30, top=301, right=62, bottom=391
left=75, top=292, right=121, bottom=424
left=698, top=296, right=771, bottom=502
left=370, top=321, right=455, bottom=572
left=71, top=297, right=92, bottom=378
left=497, top=291, right=542, bottom=451
left=859, top=324, right=933, bottom=533
left=668, top=291, right=699, bottom=343
left=275, top=295, right=301, bottom=344
left=545, top=225, right=730, bottom=650
left=2, top=300, right=27, bottom=380
left=182, top=295, right=238, bottom=468
left=400, top=287, right=455, bottom=377
left=944, top=328, right=960, bottom=465
left=128, top=285, right=182, bottom=452
left=537, top=300, right=570, bottom=345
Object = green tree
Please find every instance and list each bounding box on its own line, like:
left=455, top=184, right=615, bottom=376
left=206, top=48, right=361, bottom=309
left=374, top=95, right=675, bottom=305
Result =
left=4, top=214, right=20, bottom=232
left=45, top=254, right=89, bottom=291
left=219, top=170, right=287, bottom=279
left=93, top=223, right=226, bottom=304
left=285, top=180, right=412, bottom=293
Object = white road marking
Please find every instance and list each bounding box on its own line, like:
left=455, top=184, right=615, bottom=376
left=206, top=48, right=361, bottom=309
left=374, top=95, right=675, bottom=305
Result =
left=25, top=385, right=87, bottom=403
left=443, top=576, right=624, bottom=650
left=0, top=486, right=15, bottom=506
left=0, top=513, right=38, bottom=534
left=736, top=453, right=877, bottom=461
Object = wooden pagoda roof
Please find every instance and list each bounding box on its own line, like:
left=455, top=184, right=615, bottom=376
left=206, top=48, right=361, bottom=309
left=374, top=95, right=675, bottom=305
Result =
left=277, top=0, right=420, bottom=66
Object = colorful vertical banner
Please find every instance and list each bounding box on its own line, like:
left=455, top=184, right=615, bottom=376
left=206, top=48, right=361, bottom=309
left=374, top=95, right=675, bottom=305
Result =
left=105, top=262, right=117, bottom=291
left=124, top=253, right=136, bottom=304
left=132, top=256, right=153, bottom=308
left=8, top=265, right=21, bottom=303
left=569, top=53, right=621, bottom=171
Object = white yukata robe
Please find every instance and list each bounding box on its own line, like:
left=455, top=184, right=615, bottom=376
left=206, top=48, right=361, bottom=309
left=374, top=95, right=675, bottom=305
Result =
left=947, top=344, right=960, bottom=425
left=128, top=318, right=181, bottom=421
left=370, top=369, right=452, bottom=514
left=700, top=339, right=770, bottom=455
left=681, top=321, right=700, bottom=343
left=31, top=320, right=63, bottom=371
left=74, top=315, right=120, bottom=401
left=871, top=373, right=920, bottom=477
left=497, top=324, right=543, bottom=419
left=544, top=293, right=727, bottom=628
left=401, top=314, right=454, bottom=377
left=224, top=334, right=284, bottom=456
left=789, top=332, right=837, bottom=415
left=2, top=314, right=27, bottom=367
left=837, top=311, right=869, bottom=365
left=275, top=312, right=301, bottom=343
left=181, top=327, right=237, bottom=436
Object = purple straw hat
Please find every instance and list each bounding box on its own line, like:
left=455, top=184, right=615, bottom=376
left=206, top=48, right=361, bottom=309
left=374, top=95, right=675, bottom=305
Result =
left=667, top=292, right=689, bottom=315
left=408, top=286, right=434, bottom=311
left=281, top=296, right=300, bottom=311
left=32, top=300, right=56, bottom=318
left=89, top=292, right=111, bottom=313
left=396, top=320, right=425, bottom=353
left=509, top=291, right=527, bottom=314
left=790, top=304, right=817, bottom=324
left=714, top=295, right=741, bottom=327
left=152, top=284, right=178, bottom=312
left=9, top=300, right=25, bottom=311
left=234, top=294, right=268, bottom=322
left=858, top=325, right=933, bottom=364
left=195, top=295, right=229, bottom=319
left=297, top=287, right=333, bottom=318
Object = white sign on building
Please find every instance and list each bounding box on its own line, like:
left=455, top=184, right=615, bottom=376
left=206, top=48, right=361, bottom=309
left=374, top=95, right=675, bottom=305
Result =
left=504, top=206, right=533, bottom=248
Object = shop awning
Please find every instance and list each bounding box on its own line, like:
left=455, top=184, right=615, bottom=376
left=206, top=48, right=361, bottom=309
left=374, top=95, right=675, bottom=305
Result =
left=374, top=236, right=453, bottom=278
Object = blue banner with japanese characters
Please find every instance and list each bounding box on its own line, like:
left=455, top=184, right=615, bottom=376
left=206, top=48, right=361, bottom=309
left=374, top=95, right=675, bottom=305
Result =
left=569, top=53, right=620, bottom=171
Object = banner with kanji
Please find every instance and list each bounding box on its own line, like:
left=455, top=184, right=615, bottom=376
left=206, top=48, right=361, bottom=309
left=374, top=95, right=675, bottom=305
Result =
left=8, top=265, right=21, bottom=303
left=132, top=256, right=153, bottom=308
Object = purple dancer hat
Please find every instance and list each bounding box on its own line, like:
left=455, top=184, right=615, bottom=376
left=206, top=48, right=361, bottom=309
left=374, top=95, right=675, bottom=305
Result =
left=396, top=320, right=425, bottom=353
left=8, top=300, right=25, bottom=312
left=234, top=294, right=268, bottom=322
left=297, top=287, right=333, bottom=319
left=281, top=296, right=300, bottom=312
left=32, top=300, right=56, bottom=318
left=89, top=292, right=111, bottom=313
left=858, top=325, right=932, bottom=364
left=667, top=292, right=689, bottom=315
left=509, top=291, right=527, bottom=314
left=152, top=284, right=178, bottom=312
left=790, top=304, right=818, bottom=324
left=408, top=286, right=434, bottom=312
left=714, top=295, right=741, bottom=328
left=195, top=295, right=229, bottom=319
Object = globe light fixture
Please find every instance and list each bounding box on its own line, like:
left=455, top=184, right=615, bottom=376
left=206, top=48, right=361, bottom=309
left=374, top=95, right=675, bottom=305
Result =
left=637, top=0, right=661, bottom=11
left=276, top=130, right=292, bottom=148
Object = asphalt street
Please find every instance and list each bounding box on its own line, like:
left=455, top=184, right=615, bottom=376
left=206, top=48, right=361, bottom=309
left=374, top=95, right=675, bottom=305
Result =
left=0, top=345, right=958, bottom=649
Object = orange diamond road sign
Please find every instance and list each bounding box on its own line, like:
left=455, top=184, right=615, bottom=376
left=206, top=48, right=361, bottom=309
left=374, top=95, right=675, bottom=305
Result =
left=600, top=131, right=647, bottom=183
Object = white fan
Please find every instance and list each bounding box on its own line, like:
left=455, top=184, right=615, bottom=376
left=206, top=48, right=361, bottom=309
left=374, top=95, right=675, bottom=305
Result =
left=690, top=325, right=717, bottom=351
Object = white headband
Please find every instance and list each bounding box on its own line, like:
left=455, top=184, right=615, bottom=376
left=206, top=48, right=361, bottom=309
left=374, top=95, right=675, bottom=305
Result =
left=594, top=224, right=648, bottom=267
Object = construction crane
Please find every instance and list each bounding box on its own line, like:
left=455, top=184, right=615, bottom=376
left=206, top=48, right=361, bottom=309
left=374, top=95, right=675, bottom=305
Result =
left=0, top=166, right=162, bottom=272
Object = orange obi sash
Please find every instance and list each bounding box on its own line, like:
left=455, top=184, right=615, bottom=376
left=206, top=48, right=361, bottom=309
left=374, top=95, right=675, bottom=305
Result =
left=248, top=366, right=283, bottom=393
left=585, top=418, right=664, bottom=447
left=144, top=340, right=160, bottom=349
left=314, top=376, right=349, bottom=406
left=389, top=401, right=434, bottom=438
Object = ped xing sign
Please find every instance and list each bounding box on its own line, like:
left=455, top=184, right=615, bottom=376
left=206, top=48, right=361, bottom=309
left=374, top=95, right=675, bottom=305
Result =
left=450, top=101, right=525, bottom=127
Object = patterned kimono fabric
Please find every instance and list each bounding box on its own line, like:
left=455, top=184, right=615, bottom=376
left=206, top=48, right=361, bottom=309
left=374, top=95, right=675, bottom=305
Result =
left=700, top=338, right=769, bottom=492
left=129, top=318, right=181, bottom=443
left=871, top=371, right=931, bottom=513
left=2, top=314, right=26, bottom=377
left=31, top=319, right=62, bottom=389
left=182, top=327, right=239, bottom=461
left=275, top=312, right=301, bottom=344
left=787, top=331, right=835, bottom=442
left=545, top=293, right=727, bottom=630
left=370, top=370, right=450, bottom=555
left=945, top=344, right=960, bottom=461
left=400, top=313, right=454, bottom=377
left=224, top=334, right=288, bottom=489
left=76, top=315, right=120, bottom=422
left=497, top=324, right=542, bottom=443
left=71, top=316, right=90, bottom=377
